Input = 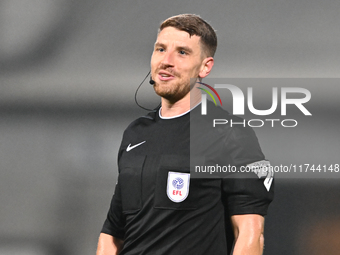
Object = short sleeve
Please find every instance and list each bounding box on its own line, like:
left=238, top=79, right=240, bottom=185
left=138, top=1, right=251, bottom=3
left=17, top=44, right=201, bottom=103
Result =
left=101, top=179, right=126, bottom=239
left=222, top=174, right=274, bottom=216
left=221, top=125, right=274, bottom=216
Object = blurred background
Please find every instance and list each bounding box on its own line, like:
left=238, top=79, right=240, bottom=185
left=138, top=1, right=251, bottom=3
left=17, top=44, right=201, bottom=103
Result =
left=0, top=0, right=339, bottom=254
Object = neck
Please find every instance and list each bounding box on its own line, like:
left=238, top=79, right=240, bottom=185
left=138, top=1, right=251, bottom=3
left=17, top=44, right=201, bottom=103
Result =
left=160, top=90, right=201, bottom=118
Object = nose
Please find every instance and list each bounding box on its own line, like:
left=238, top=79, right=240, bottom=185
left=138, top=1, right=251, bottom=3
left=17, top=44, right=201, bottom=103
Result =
left=160, top=50, right=175, bottom=67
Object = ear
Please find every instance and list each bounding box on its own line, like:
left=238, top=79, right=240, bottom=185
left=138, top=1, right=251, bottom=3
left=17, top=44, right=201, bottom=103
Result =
left=198, top=57, right=214, bottom=78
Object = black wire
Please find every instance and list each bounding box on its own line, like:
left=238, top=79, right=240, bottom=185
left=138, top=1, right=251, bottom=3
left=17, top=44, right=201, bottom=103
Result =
left=134, top=70, right=160, bottom=111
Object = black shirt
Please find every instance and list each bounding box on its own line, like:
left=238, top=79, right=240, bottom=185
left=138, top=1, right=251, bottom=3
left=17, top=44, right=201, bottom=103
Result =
left=101, top=103, right=274, bottom=255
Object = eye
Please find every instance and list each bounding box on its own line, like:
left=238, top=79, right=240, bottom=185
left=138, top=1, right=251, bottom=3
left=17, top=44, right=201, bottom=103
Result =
left=156, top=47, right=165, bottom=52
left=179, top=50, right=187, bottom=55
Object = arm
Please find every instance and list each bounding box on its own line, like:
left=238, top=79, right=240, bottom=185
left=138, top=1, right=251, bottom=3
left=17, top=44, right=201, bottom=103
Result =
left=231, top=214, right=265, bottom=255
left=96, top=233, right=124, bottom=255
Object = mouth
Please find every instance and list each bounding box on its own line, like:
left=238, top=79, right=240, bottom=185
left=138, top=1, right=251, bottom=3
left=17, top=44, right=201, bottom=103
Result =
left=157, top=70, right=175, bottom=81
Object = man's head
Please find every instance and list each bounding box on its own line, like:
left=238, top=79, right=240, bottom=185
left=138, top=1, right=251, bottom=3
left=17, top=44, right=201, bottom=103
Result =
left=159, top=14, right=217, bottom=58
left=151, top=14, right=217, bottom=104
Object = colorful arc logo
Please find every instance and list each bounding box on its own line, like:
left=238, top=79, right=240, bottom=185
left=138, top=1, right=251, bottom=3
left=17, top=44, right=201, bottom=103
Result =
left=197, top=82, right=222, bottom=106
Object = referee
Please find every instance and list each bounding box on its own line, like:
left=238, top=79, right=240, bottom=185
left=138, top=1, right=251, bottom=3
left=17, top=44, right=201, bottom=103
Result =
left=96, top=14, right=274, bottom=255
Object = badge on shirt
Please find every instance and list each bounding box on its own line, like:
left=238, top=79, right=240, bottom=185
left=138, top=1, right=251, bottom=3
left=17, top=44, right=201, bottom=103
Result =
left=247, top=160, right=274, bottom=192
left=167, top=171, right=190, bottom=203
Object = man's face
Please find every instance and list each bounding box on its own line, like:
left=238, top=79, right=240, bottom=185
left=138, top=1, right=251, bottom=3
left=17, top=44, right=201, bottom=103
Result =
left=151, top=27, right=206, bottom=102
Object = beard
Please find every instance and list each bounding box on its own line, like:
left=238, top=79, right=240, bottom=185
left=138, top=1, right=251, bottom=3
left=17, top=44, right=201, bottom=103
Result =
left=153, top=79, right=191, bottom=103
left=152, top=64, right=200, bottom=102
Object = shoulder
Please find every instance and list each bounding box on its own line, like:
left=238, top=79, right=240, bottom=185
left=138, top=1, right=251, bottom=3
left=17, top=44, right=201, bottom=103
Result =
left=193, top=101, right=258, bottom=143
left=118, top=109, right=158, bottom=153
left=124, top=109, right=158, bottom=134
left=191, top=102, right=264, bottom=165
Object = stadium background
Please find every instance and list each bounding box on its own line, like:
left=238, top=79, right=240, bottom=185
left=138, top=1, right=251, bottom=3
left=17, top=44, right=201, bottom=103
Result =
left=1, top=1, right=339, bottom=254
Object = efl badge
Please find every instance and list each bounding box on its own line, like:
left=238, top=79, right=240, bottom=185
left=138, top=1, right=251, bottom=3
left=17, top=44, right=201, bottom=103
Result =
left=167, top=171, right=190, bottom=203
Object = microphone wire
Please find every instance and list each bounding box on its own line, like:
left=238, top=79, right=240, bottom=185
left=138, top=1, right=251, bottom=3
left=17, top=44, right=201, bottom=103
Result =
left=134, top=70, right=160, bottom=111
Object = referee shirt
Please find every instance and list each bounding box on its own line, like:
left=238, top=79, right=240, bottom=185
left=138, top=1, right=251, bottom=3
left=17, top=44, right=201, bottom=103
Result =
left=101, top=102, right=274, bottom=255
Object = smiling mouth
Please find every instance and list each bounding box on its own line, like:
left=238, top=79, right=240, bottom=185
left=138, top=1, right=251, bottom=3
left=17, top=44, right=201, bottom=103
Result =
left=157, top=71, right=175, bottom=81
left=160, top=73, right=172, bottom=77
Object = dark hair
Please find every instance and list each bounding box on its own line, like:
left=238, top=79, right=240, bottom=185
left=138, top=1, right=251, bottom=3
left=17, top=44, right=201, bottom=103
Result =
left=159, top=14, right=217, bottom=57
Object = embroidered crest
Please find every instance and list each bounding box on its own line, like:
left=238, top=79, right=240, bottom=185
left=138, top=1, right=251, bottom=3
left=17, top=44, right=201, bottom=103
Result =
left=167, top=171, right=190, bottom=203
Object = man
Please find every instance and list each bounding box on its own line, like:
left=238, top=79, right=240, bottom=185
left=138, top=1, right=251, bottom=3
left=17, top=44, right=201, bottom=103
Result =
left=97, top=14, right=273, bottom=255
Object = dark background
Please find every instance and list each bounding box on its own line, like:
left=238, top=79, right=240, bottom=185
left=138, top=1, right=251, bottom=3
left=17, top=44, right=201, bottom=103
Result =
left=0, top=1, right=339, bottom=254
